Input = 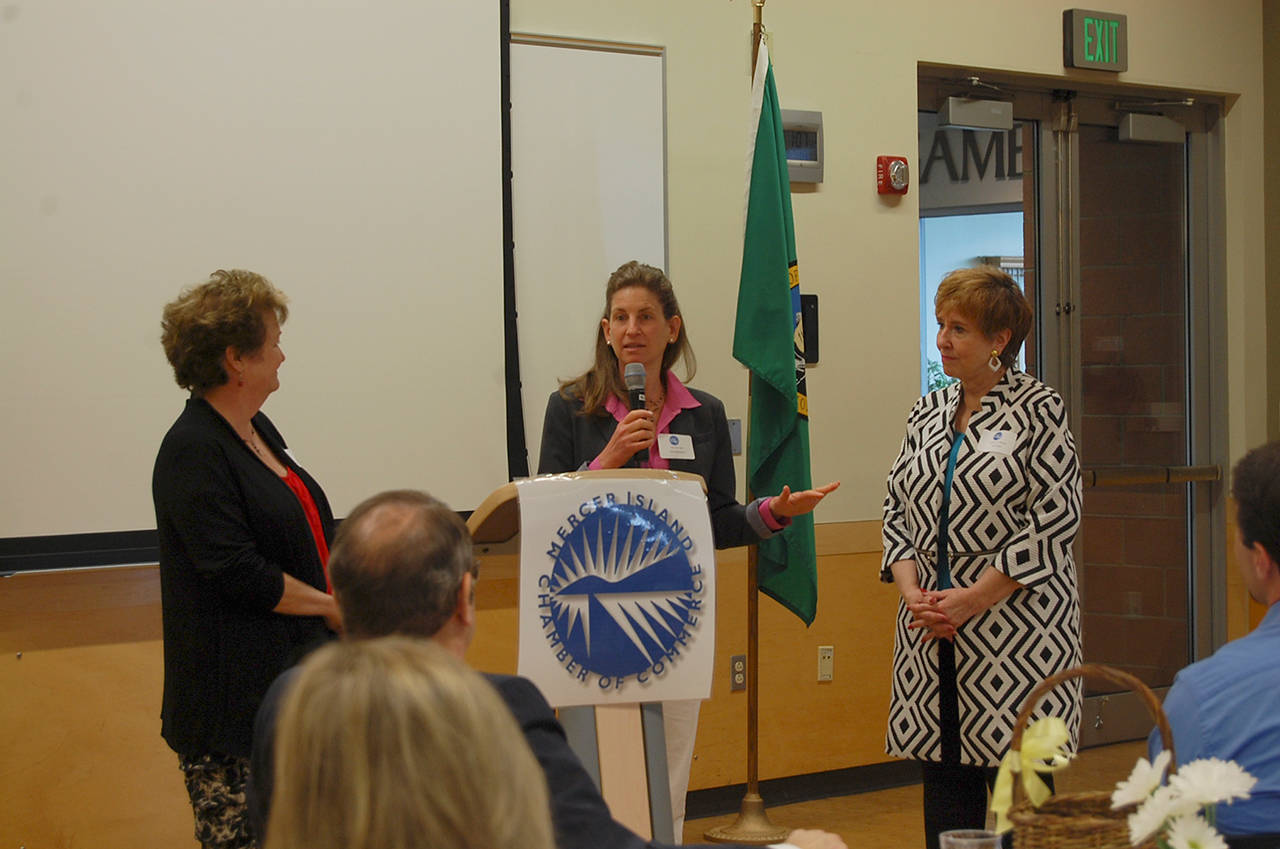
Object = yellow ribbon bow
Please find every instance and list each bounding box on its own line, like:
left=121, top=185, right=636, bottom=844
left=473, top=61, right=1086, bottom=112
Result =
left=989, top=716, right=1074, bottom=833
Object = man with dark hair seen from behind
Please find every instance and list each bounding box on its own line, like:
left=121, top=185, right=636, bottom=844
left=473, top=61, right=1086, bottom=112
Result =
left=249, top=489, right=844, bottom=849
left=1149, top=442, right=1280, bottom=847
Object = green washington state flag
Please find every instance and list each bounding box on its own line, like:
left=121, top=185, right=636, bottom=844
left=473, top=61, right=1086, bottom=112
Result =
left=732, top=40, right=817, bottom=626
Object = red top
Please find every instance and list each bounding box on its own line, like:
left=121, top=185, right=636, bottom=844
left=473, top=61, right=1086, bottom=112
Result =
left=282, top=468, right=331, bottom=593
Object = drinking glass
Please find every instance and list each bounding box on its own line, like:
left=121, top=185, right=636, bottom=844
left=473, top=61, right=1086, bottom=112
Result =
left=939, top=829, right=1002, bottom=849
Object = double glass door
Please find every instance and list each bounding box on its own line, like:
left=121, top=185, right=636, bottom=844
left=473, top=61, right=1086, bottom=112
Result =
left=918, top=75, right=1223, bottom=743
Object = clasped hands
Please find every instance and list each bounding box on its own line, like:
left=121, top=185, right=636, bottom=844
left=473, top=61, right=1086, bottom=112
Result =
left=905, top=586, right=984, bottom=642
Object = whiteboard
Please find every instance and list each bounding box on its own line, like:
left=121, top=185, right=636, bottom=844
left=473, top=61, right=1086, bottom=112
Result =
left=0, top=1, right=507, bottom=539
left=510, top=37, right=667, bottom=472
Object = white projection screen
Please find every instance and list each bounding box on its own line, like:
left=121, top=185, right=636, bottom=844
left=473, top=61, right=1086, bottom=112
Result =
left=509, top=36, right=667, bottom=472
left=0, top=2, right=507, bottom=542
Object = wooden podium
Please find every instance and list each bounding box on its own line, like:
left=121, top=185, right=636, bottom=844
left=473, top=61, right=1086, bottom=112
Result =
left=467, top=470, right=708, bottom=844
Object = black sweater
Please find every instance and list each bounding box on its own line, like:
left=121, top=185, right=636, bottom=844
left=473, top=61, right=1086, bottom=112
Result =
left=152, top=398, right=332, bottom=758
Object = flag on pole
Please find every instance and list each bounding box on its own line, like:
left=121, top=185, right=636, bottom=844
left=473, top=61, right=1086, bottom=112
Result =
left=732, top=38, right=817, bottom=626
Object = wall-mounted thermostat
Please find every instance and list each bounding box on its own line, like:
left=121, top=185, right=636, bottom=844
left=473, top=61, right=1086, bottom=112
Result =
left=781, top=109, right=823, bottom=183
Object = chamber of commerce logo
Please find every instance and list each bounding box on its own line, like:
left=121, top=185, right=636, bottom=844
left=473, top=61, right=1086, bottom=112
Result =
left=537, top=492, right=706, bottom=692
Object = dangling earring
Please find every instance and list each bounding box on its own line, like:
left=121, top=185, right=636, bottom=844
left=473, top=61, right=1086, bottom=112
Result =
left=988, top=350, right=1002, bottom=372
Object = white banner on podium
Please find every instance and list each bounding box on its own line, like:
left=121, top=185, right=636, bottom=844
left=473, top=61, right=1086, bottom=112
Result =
left=516, top=474, right=716, bottom=707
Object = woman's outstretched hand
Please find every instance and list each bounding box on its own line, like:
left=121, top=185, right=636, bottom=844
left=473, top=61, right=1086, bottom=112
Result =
left=769, top=481, right=841, bottom=518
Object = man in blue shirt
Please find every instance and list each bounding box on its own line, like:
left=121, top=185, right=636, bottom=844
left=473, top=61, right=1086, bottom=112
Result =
left=1150, top=441, right=1280, bottom=842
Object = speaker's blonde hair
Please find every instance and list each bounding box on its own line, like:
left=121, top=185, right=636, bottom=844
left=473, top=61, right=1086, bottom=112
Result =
left=264, top=637, right=554, bottom=849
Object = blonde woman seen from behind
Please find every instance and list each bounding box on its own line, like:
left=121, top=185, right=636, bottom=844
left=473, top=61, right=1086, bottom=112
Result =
left=264, top=637, right=554, bottom=849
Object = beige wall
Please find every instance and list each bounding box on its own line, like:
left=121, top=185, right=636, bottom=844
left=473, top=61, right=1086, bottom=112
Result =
left=1266, top=0, right=1280, bottom=442
left=511, top=0, right=1269, bottom=503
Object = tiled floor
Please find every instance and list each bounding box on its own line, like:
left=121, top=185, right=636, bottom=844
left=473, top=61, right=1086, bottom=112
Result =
left=685, top=740, right=1148, bottom=847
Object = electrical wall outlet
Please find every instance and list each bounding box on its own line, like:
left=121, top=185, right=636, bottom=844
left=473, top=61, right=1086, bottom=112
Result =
left=730, top=654, right=746, bottom=691
left=817, top=645, right=834, bottom=682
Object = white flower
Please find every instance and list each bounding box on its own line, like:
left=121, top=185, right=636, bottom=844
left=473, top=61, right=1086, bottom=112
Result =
left=1113, top=749, right=1172, bottom=809
left=1128, top=784, right=1200, bottom=844
left=1163, top=813, right=1228, bottom=849
left=1116, top=753, right=1257, bottom=847
left=1128, top=793, right=1171, bottom=844
left=1169, top=757, right=1256, bottom=807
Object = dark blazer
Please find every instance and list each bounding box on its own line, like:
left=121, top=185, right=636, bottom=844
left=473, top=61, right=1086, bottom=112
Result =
left=152, top=397, right=331, bottom=759
left=493, top=675, right=749, bottom=849
left=538, top=389, right=766, bottom=549
left=491, top=675, right=651, bottom=849
left=249, top=666, right=743, bottom=849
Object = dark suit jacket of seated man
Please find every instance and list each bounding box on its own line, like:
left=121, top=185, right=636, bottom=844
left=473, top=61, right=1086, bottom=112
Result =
left=246, top=489, right=841, bottom=849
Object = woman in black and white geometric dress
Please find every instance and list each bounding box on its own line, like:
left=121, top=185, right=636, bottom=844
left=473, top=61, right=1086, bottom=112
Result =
left=880, top=266, right=1083, bottom=849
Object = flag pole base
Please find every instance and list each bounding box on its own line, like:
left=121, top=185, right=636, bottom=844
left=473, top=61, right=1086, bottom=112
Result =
left=702, top=792, right=789, bottom=845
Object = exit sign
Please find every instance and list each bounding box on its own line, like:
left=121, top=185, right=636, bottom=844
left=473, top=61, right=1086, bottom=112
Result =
left=1064, top=9, right=1128, bottom=72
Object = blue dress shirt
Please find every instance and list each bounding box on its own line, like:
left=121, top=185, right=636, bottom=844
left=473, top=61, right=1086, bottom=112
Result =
left=1149, top=603, right=1280, bottom=835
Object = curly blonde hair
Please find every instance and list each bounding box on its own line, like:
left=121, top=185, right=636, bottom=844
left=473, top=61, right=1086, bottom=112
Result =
left=160, top=269, right=289, bottom=393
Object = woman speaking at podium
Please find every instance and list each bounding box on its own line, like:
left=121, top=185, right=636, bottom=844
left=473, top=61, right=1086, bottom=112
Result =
left=538, top=260, right=836, bottom=838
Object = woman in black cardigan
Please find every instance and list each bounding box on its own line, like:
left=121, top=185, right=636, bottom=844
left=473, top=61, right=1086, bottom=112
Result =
left=537, top=260, right=837, bottom=835
left=153, top=269, right=339, bottom=849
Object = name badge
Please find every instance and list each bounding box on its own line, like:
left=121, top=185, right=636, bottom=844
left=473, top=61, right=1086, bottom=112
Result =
left=977, top=429, right=1017, bottom=456
left=658, top=433, right=695, bottom=460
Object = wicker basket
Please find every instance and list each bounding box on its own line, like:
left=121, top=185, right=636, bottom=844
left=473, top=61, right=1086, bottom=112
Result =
left=1007, top=663, right=1176, bottom=849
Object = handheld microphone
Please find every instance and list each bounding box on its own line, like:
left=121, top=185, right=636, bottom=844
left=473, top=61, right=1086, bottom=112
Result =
left=623, top=362, right=649, bottom=464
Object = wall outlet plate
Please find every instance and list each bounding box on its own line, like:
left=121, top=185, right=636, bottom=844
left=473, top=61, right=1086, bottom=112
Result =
left=730, top=654, right=746, bottom=692
left=817, top=645, right=833, bottom=682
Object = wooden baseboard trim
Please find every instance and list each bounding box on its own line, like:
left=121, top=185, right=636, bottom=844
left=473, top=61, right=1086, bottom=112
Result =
left=685, top=759, right=921, bottom=820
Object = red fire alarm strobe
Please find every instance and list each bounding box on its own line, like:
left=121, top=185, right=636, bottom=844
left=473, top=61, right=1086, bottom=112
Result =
left=876, top=155, right=910, bottom=195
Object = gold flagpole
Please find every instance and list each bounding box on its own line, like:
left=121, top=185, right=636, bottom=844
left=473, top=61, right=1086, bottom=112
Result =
left=750, top=0, right=764, bottom=69
left=705, top=1, right=788, bottom=843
